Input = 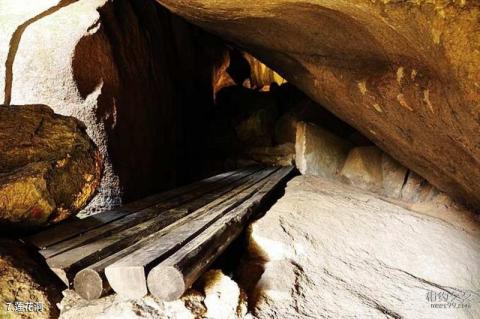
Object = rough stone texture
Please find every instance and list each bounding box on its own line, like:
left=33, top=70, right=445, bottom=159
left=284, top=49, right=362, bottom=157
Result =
left=340, top=146, right=409, bottom=198
left=156, top=0, right=480, bottom=207
left=217, top=86, right=278, bottom=147
left=0, top=239, right=63, bottom=319
left=382, top=151, right=410, bottom=199
left=295, top=121, right=352, bottom=178
left=339, top=146, right=467, bottom=212
left=0, top=105, right=101, bottom=228
left=274, top=113, right=298, bottom=145
left=340, top=146, right=385, bottom=192
left=201, top=270, right=248, bottom=319
left=59, top=292, right=196, bottom=319
left=58, top=270, right=249, bottom=319
left=235, top=108, right=277, bottom=147
left=242, top=143, right=295, bottom=167
left=245, top=175, right=480, bottom=319
left=0, top=0, right=226, bottom=214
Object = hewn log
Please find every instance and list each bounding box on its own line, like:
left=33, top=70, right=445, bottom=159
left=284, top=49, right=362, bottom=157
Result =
left=26, top=168, right=241, bottom=249
left=104, top=167, right=278, bottom=299
left=147, top=166, right=295, bottom=300
left=0, top=105, right=102, bottom=230
left=73, top=268, right=110, bottom=301
left=47, top=167, right=261, bottom=286
left=37, top=168, right=255, bottom=258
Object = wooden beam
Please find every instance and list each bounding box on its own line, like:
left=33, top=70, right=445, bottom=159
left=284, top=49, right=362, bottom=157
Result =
left=47, top=167, right=263, bottom=286
left=104, top=167, right=279, bottom=299
left=38, top=168, right=258, bottom=259
left=73, top=268, right=110, bottom=301
left=25, top=168, right=242, bottom=249
left=74, top=168, right=277, bottom=299
left=147, top=166, right=295, bottom=300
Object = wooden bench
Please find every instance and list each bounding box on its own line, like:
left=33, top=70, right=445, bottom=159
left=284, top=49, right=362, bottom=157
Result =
left=22, top=166, right=294, bottom=301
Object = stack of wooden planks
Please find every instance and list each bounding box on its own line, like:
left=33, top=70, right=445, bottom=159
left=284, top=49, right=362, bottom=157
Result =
left=23, top=166, right=294, bottom=301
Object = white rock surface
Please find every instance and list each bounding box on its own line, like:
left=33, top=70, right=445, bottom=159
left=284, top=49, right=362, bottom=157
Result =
left=247, top=175, right=480, bottom=319
left=58, top=290, right=195, bottom=319
left=202, top=270, right=248, bottom=319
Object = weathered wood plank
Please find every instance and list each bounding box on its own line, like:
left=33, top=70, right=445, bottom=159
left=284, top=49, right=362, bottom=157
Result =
left=25, top=168, right=243, bottom=249
left=104, top=167, right=280, bottom=299
left=147, top=166, right=295, bottom=300
left=39, top=168, right=258, bottom=259
left=74, top=168, right=279, bottom=299
left=47, top=167, right=268, bottom=286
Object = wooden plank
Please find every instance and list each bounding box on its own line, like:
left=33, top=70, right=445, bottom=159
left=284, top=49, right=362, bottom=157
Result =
left=74, top=167, right=277, bottom=299
left=74, top=168, right=279, bottom=299
left=104, top=167, right=279, bottom=299
left=39, top=168, right=259, bottom=259
left=147, top=166, right=295, bottom=300
left=46, top=167, right=270, bottom=286
left=25, top=168, right=244, bottom=249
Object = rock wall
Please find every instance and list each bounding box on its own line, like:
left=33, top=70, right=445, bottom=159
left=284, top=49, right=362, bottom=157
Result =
left=0, top=0, right=226, bottom=214
left=156, top=0, right=480, bottom=208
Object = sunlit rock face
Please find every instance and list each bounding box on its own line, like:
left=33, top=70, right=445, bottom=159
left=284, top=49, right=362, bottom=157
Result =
left=0, top=0, right=226, bottom=214
left=157, top=0, right=480, bottom=207
left=245, top=176, right=480, bottom=318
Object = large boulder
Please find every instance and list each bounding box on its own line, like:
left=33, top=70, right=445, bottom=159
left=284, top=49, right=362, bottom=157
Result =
left=295, top=121, right=352, bottom=178
left=0, top=105, right=101, bottom=229
left=340, top=146, right=408, bottom=197
left=245, top=175, right=480, bottom=318
left=0, top=0, right=226, bottom=214
left=156, top=0, right=480, bottom=207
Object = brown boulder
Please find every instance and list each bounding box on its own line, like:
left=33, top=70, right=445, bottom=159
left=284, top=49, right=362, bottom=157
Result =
left=0, top=105, right=101, bottom=229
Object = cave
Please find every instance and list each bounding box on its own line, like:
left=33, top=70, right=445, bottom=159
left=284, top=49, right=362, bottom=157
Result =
left=1, top=1, right=479, bottom=319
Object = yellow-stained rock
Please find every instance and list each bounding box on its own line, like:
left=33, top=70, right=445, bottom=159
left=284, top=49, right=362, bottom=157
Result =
left=0, top=105, right=101, bottom=229
left=0, top=239, right=62, bottom=319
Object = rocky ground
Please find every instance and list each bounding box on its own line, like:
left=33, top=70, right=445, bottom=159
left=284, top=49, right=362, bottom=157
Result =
left=243, top=176, right=480, bottom=319
left=58, top=270, right=248, bottom=319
